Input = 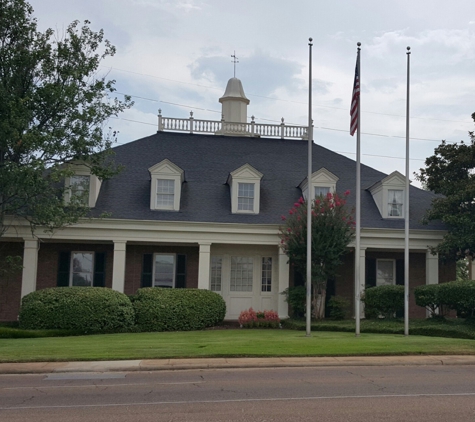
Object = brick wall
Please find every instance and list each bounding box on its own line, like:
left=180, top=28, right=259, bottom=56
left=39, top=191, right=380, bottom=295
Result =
left=36, top=243, right=114, bottom=290
left=124, top=244, right=199, bottom=295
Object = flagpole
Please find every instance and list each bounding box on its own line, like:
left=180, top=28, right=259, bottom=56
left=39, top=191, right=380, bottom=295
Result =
left=306, top=37, right=313, bottom=337
left=404, top=46, right=411, bottom=336
left=354, top=42, right=362, bottom=337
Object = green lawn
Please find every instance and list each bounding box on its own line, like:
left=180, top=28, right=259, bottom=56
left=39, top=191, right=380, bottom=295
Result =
left=1, top=329, right=475, bottom=363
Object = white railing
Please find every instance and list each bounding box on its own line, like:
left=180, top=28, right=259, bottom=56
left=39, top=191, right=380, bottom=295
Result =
left=157, top=110, right=308, bottom=139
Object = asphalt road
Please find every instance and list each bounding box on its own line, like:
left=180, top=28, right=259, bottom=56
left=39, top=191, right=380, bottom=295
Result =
left=1, top=365, right=475, bottom=421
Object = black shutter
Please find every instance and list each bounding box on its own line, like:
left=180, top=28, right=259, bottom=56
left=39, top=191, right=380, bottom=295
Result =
left=396, top=259, right=404, bottom=285
left=366, top=258, right=376, bottom=288
left=93, top=252, right=106, bottom=287
left=175, top=254, right=186, bottom=289
left=57, top=251, right=71, bottom=287
left=141, top=254, right=153, bottom=288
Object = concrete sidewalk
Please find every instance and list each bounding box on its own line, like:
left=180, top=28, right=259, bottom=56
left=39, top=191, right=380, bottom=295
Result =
left=1, top=355, right=475, bottom=374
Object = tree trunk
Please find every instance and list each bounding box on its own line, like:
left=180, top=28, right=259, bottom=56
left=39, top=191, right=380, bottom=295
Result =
left=312, top=285, right=326, bottom=319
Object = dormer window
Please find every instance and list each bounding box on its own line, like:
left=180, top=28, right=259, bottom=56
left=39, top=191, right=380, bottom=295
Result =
left=299, top=168, right=338, bottom=200
left=70, top=175, right=90, bottom=206
left=368, top=171, right=407, bottom=219
left=238, top=183, right=255, bottom=211
left=227, top=164, right=263, bottom=214
left=149, top=159, right=184, bottom=211
left=156, top=179, right=175, bottom=210
left=388, top=189, right=403, bottom=217
left=315, top=186, right=330, bottom=198
left=65, top=163, right=101, bottom=208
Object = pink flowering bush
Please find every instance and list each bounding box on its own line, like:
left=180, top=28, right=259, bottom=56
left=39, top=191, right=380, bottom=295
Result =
left=238, top=308, right=280, bottom=328
left=278, top=191, right=355, bottom=319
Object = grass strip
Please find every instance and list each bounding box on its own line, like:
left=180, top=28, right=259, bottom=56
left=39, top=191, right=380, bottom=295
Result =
left=0, top=329, right=475, bottom=363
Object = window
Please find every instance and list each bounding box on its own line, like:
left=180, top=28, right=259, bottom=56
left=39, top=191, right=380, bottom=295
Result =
left=70, top=175, right=90, bottom=205
left=315, top=186, right=330, bottom=198
left=149, top=159, right=184, bottom=211
left=368, top=171, right=407, bottom=219
left=70, top=252, right=94, bottom=286
left=238, top=183, right=255, bottom=211
left=299, top=168, right=338, bottom=201
left=210, top=256, right=222, bottom=292
left=376, top=259, right=395, bottom=286
left=388, top=189, right=403, bottom=217
left=231, top=256, right=253, bottom=292
left=154, top=254, right=175, bottom=288
left=156, top=179, right=175, bottom=210
left=261, top=257, right=272, bottom=292
left=228, top=163, right=263, bottom=214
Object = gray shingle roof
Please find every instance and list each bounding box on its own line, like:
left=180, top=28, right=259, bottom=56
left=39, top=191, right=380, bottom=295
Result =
left=92, top=131, right=444, bottom=230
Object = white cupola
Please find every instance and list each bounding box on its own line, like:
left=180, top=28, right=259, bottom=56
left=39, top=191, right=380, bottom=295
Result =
left=219, top=77, right=250, bottom=123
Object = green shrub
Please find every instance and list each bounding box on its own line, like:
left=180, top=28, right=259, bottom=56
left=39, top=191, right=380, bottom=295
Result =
left=438, top=280, right=475, bottom=318
left=281, top=286, right=306, bottom=318
left=19, top=287, right=135, bottom=333
left=362, top=285, right=404, bottom=319
left=327, top=296, right=350, bottom=320
left=414, top=284, right=446, bottom=317
left=131, top=288, right=226, bottom=332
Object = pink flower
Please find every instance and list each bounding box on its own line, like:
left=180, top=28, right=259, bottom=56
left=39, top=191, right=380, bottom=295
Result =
left=344, top=189, right=350, bottom=196
left=326, top=192, right=333, bottom=199
left=281, top=215, right=286, bottom=221
left=289, top=209, right=294, bottom=215
left=311, top=211, right=317, bottom=216
left=294, top=202, right=300, bottom=208
left=298, top=196, right=304, bottom=204
left=297, top=216, right=301, bottom=221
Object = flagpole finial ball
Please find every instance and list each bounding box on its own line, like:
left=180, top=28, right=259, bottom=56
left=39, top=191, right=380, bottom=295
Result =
left=357, top=42, right=361, bottom=47
left=407, top=46, right=411, bottom=51
left=309, top=37, right=313, bottom=44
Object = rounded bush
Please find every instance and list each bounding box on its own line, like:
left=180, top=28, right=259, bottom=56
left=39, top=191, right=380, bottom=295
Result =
left=414, top=284, right=443, bottom=317
left=131, top=288, right=226, bottom=332
left=362, top=285, right=404, bottom=319
left=438, top=280, right=475, bottom=318
left=19, top=287, right=135, bottom=333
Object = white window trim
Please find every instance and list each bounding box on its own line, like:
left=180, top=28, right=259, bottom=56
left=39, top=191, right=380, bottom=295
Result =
left=64, top=163, right=102, bottom=208
left=230, top=256, right=254, bottom=292
left=153, top=253, right=176, bottom=288
left=368, top=171, right=407, bottom=219
left=210, top=256, right=223, bottom=292
left=227, top=163, right=263, bottom=215
left=299, top=168, right=338, bottom=201
left=261, top=256, right=272, bottom=293
left=70, top=251, right=95, bottom=287
left=149, top=159, right=184, bottom=211
left=376, top=259, right=396, bottom=286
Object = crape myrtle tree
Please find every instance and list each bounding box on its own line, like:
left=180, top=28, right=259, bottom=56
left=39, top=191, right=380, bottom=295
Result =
left=0, top=0, right=132, bottom=245
left=416, top=113, right=475, bottom=261
left=279, top=191, right=355, bottom=319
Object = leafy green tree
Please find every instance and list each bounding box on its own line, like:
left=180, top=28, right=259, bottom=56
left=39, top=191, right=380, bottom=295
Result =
left=0, top=0, right=132, bottom=238
left=416, top=113, right=475, bottom=260
left=279, top=191, right=355, bottom=319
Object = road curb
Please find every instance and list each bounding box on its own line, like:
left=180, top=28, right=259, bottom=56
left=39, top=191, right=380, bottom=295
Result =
left=1, top=355, right=475, bottom=375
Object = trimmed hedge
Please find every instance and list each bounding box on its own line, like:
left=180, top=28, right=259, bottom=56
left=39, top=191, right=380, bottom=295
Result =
left=19, top=287, right=135, bottom=333
left=438, top=280, right=475, bottom=318
left=414, top=284, right=444, bottom=317
left=131, top=288, right=226, bottom=332
left=362, top=285, right=404, bottom=319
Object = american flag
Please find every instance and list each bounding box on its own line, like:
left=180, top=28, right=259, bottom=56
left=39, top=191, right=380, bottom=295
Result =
left=350, top=58, right=360, bottom=136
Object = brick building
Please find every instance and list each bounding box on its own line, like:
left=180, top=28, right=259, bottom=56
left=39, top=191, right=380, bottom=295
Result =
left=0, top=77, right=454, bottom=321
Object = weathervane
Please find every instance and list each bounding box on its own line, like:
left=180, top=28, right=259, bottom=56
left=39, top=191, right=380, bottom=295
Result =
left=231, top=51, right=239, bottom=78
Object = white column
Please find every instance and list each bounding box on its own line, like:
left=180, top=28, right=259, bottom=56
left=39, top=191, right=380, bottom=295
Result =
left=468, top=257, right=475, bottom=280
left=426, top=250, right=439, bottom=285
left=426, top=250, right=439, bottom=317
left=358, top=247, right=366, bottom=319
left=21, top=239, right=39, bottom=298
left=198, top=243, right=211, bottom=290
left=112, top=241, right=127, bottom=293
left=278, top=249, right=290, bottom=319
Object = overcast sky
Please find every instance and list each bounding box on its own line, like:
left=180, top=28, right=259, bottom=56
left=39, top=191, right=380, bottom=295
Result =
left=31, top=0, right=475, bottom=187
